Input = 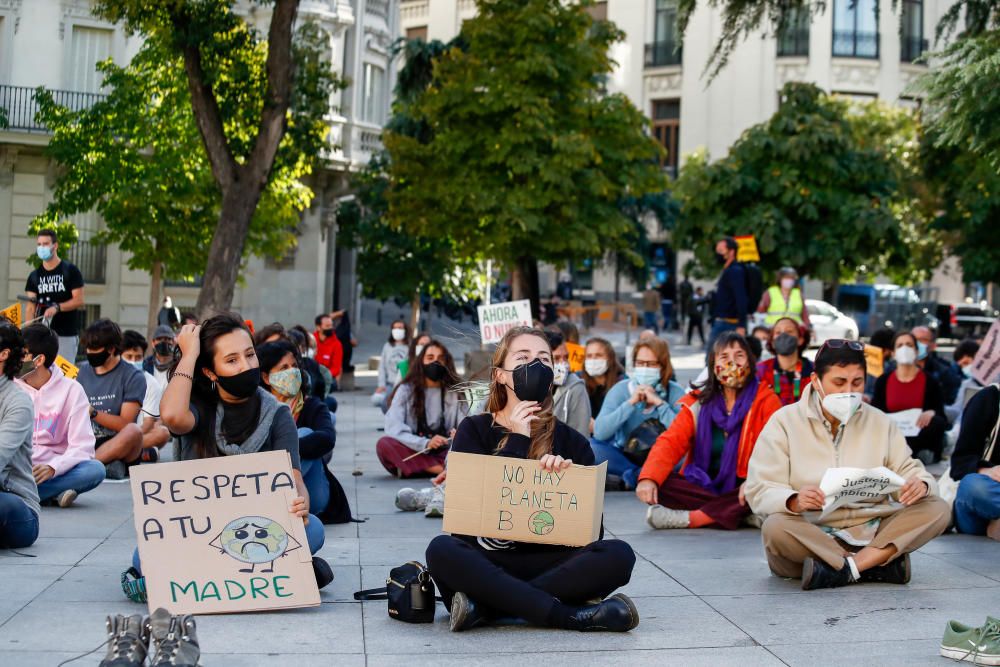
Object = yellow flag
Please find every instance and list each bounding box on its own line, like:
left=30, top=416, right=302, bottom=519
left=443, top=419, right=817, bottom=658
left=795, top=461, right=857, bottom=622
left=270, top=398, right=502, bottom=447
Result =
left=864, top=345, right=884, bottom=378
left=0, top=303, right=22, bottom=328
left=54, top=355, right=79, bottom=380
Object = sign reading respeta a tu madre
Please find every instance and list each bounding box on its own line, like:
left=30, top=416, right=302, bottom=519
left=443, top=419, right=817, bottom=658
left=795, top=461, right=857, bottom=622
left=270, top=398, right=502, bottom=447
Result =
left=130, top=451, right=320, bottom=615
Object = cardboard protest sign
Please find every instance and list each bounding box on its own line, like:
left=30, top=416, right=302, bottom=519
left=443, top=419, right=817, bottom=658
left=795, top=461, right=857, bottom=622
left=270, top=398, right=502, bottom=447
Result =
left=443, top=452, right=607, bottom=548
left=0, top=302, right=21, bottom=327
left=130, top=451, right=319, bottom=615
left=477, top=300, right=533, bottom=345
left=818, top=466, right=905, bottom=518
left=887, top=408, right=923, bottom=437
left=54, top=355, right=78, bottom=380
left=734, top=235, right=760, bottom=262
left=565, top=341, right=585, bottom=373
left=970, top=320, right=1000, bottom=386
left=864, top=345, right=884, bottom=378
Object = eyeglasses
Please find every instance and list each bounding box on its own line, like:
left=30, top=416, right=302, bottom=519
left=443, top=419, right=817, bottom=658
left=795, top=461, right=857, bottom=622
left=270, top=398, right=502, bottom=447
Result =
left=634, top=361, right=661, bottom=368
left=819, top=339, right=864, bottom=353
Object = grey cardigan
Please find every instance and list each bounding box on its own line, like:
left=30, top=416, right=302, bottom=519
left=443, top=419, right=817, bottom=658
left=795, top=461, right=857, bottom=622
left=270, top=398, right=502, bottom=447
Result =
left=554, top=373, right=592, bottom=437
left=0, top=377, right=40, bottom=515
left=384, top=382, right=469, bottom=451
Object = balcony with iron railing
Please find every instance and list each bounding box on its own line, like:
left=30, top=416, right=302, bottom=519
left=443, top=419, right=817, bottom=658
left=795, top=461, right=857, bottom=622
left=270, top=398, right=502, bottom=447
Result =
left=644, top=40, right=683, bottom=68
left=0, top=85, right=106, bottom=133
left=901, top=36, right=929, bottom=63
left=66, top=239, right=107, bottom=285
left=777, top=28, right=810, bottom=58
left=832, top=30, right=879, bottom=59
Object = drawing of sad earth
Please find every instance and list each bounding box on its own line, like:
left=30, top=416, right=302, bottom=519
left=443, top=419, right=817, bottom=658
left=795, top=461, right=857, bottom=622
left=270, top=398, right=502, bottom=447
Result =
left=528, top=511, right=555, bottom=536
left=213, top=516, right=294, bottom=574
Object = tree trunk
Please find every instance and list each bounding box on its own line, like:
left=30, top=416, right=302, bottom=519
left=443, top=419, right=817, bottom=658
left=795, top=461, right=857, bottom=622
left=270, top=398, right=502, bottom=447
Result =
left=410, top=289, right=421, bottom=333
left=511, top=256, right=540, bottom=319
left=194, top=185, right=263, bottom=318
left=147, top=258, right=162, bottom=338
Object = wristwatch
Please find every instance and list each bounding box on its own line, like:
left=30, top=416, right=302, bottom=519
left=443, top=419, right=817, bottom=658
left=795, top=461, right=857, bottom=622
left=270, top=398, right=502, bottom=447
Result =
left=90, top=406, right=98, bottom=419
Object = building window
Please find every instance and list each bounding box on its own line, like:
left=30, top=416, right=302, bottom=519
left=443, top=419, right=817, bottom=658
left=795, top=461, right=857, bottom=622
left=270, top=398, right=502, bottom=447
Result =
left=901, top=0, right=927, bottom=62
left=68, top=26, right=113, bottom=93
left=65, top=210, right=106, bottom=284
left=652, top=99, right=680, bottom=177
left=405, top=26, right=428, bottom=42
left=777, top=7, right=810, bottom=57
left=361, top=63, right=386, bottom=125
left=585, top=2, right=608, bottom=21
left=832, top=0, right=879, bottom=59
left=645, top=0, right=682, bottom=67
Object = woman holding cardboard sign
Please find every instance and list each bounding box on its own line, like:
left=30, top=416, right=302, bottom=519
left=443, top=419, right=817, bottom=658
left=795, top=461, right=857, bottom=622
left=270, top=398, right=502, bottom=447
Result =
left=152, top=314, right=333, bottom=589
left=426, top=326, right=639, bottom=633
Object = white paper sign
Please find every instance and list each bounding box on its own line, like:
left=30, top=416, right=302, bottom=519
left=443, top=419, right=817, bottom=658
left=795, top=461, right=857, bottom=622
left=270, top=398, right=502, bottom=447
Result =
left=818, top=466, right=905, bottom=518
left=477, top=300, right=533, bottom=345
left=887, top=408, right=923, bottom=438
left=971, top=321, right=1000, bottom=386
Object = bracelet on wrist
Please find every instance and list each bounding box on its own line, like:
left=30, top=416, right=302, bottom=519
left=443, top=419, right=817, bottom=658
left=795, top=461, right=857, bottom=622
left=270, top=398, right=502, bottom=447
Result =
left=172, top=371, right=194, bottom=381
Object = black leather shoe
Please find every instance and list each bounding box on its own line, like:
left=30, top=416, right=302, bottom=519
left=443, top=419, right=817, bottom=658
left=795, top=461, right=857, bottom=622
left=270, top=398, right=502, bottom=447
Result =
left=449, top=592, right=489, bottom=632
left=801, top=557, right=855, bottom=591
left=860, top=553, right=911, bottom=584
left=566, top=593, right=640, bottom=632
left=312, top=557, right=334, bottom=589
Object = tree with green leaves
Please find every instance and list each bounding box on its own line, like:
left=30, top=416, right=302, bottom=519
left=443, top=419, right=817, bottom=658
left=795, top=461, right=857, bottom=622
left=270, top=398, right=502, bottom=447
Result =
left=89, top=0, right=337, bottom=317
left=673, top=82, right=939, bottom=288
left=385, top=0, right=667, bottom=316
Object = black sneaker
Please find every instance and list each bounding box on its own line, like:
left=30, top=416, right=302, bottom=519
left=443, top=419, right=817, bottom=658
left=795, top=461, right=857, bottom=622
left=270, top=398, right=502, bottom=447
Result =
left=860, top=553, right=911, bottom=584
left=312, top=556, right=334, bottom=589
left=801, top=557, right=856, bottom=591
left=99, top=614, right=149, bottom=667
left=140, top=447, right=159, bottom=464
left=105, top=460, right=128, bottom=480
left=148, top=607, right=200, bottom=666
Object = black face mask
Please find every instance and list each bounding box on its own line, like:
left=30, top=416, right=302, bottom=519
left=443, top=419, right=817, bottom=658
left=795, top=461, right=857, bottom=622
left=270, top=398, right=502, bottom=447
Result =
left=87, top=350, right=111, bottom=368
left=510, top=359, right=554, bottom=403
left=773, top=333, right=799, bottom=356
left=322, top=328, right=335, bottom=337
left=715, top=252, right=728, bottom=265
left=215, top=367, right=261, bottom=399
left=154, top=341, right=175, bottom=357
left=423, top=361, right=447, bottom=382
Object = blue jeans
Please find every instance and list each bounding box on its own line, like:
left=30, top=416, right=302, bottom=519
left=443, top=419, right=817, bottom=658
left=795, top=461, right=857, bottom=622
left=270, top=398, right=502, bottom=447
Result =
left=36, top=459, right=106, bottom=503
left=132, top=513, right=325, bottom=575
left=954, top=473, right=1000, bottom=535
left=591, top=441, right=640, bottom=489
left=0, top=491, right=39, bottom=549
left=301, top=458, right=331, bottom=518
left=661, top=299, right=674, bottom=330
left=643, top=312, right=659, bottom=334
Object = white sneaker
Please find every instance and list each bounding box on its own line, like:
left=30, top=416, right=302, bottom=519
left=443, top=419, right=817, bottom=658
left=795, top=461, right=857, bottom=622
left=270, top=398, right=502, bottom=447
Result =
left=56, top=489, right=78, bottom=508
left=395, top=487, right=434, bottom=512
left=645, top=504, right=690, bottom=529
left=425, top=485, right=445, bottom=518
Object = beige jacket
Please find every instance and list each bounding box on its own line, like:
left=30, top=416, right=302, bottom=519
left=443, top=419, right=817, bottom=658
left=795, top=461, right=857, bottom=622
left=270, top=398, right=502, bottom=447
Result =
left=745, top=384, right=937, bottom=529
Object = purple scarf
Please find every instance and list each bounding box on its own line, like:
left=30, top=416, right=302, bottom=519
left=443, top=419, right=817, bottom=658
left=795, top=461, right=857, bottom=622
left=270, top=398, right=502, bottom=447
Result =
left=685, top=376, right=759, bottom=494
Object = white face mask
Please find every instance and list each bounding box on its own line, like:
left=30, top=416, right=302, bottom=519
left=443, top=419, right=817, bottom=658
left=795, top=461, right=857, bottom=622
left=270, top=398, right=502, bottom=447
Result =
left=304, top=348, right=316, bottom=359
left=815, top=381, right=863, bottom=425
left=391, top=328, right=406, bottom=342
left=781, top=278, right=796, bottom=290
left=894, top=345, right=917, bottom=366
left=552, top=362, right=569, bottom=386
left=584, top=358, right=608, bottom=377
left=414, top=344, right=425, bottom=358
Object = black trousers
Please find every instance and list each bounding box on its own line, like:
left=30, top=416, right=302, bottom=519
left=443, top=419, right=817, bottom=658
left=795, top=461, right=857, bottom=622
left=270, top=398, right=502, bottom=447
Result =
left=425, top=535, right=635, bottom=627
left=907, top=417, right=948, bottom=461
left=687, top=315, right=705, bottom=345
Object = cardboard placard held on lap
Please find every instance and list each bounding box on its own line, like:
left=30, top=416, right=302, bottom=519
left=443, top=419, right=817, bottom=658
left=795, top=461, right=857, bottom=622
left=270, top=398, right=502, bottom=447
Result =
left=442, top=452, right=607, bottom=548
left=130, top=451, right=319, bottom=615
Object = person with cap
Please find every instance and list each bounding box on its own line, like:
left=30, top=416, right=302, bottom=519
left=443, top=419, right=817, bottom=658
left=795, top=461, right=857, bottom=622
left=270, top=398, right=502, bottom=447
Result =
left=757, top=267, right=811, bottom=327
left=142, top=324, right=177, bottom=394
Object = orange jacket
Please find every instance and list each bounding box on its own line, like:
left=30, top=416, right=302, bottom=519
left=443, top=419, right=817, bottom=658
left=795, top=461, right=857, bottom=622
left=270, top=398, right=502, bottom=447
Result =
left=638, top=382, right=782, bottom=486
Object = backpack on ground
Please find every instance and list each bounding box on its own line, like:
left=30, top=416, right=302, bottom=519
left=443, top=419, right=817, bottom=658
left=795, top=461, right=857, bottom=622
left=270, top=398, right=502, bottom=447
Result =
left=353, top=561, right=440, bottom=623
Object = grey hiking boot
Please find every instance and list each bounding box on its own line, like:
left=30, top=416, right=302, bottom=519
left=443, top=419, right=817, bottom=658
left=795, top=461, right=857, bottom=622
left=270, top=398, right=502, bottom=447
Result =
left=99, top=614, right=149, bottom=667
left=395, top=487, right=434, bottom=512
left=148, top=607, right=200, bottom=666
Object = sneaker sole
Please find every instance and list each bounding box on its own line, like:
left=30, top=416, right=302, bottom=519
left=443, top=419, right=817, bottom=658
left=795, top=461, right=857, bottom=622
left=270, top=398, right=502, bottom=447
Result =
left=940, top=646, right=1000, bottom=665
left=425, top=507, right=443, bottom=518
left=58, top=490, right=78, bottom=508
left=449, top=594, right=471, bottom=632
left=801, top=558, right=816, bottom=591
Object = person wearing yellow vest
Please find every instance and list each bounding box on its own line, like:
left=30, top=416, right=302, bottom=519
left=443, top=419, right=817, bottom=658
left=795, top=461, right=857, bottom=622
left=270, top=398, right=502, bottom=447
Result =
left=757, top=267, right=811, bottom=327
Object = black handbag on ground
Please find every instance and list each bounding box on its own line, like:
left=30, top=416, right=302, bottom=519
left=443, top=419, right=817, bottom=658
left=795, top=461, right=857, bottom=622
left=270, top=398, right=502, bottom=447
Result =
left=622, top=417, right=666, bottom=465
left=353, top=561, right=440, bottom=623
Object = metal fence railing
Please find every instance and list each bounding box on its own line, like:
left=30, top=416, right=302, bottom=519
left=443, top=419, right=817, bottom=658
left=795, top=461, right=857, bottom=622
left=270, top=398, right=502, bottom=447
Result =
left=0, top=85, right=106, bottom=133
left=644, top=40, right=683, bottom=68
left=66, top=239, right=107, bottom=285
left=832, top=30, right=879, bottom=59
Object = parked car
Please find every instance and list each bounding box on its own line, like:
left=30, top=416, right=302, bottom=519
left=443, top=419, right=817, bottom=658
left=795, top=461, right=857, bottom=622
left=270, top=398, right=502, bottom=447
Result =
left=806, top=299, right=859, bottom=347
left=835, top=284, right=939, bottom=338
left=935, top=302, right=999, bottom=340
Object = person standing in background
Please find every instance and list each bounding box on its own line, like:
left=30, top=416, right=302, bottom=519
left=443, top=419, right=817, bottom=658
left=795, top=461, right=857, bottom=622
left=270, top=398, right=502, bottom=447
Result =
left=24, top=229, right=85, bottom=362
left=678, top=275, right=694, bottom=330
left=314, top=313, right=344, bottom=391
left=641, top=285, right=661, bottom=334
left=757, top=267, right=810, bottom=326
left=708, top=237, right=747, bottom=354
left=332, top=309, right=356, bottom=380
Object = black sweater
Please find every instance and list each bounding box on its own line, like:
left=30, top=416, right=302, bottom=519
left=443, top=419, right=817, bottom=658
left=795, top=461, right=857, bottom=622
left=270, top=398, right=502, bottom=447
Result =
left=297, top=396, right=336, bottom=461
left=951, top=385, right=1000, bottom=481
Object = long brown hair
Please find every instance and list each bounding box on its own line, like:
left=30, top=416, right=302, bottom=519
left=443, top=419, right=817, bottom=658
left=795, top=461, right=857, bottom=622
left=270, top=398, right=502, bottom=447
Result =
left=582, top=337, right=623, bottom=395
left=389, top=339, right=461, bottom=436
left=485, top=326, right=556, bottom=460
left=632, top=337, right=674, bottom=387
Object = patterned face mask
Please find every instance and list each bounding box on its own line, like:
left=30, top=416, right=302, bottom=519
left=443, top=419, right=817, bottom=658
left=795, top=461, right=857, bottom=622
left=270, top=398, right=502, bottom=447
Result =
left=714, top=361, right=750, bottom=389
left=268, top=367, right=302, bottom=398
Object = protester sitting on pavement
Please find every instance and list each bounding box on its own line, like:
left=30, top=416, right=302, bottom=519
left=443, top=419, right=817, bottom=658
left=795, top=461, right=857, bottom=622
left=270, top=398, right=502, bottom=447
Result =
left=555, top=320, right=581, bottom=346
left=637, top=333, right=781, bottom=530
left=258, top=340, right=343, bottom=523
left=252, top=321, right=288, bottom=346
left=374, top=319, right=410, bottom=412
left=863, top=326, right=896, bottom=402
left=377, top=339, right=468, bottom=478
left=756, top=317, right=814, bottom=407
left=757, top=267, right=811, bottom=326
left=913, top=325, right=963, bottom=406
left=0, top=322, right=40, bottom=548
left=945, top=339, right=983, bottom=424
left=581, top=337, right=623, bottom=420
left=142, top=325, right=176, bottom=394
left=287, top=327, right=330, bottom=404
left=397, top=331, right=432, bottom=382
left=948, top=383, right=1000, bottom=540
left=313, top=312, right=344, bottom=392
left=77, top=319, right=145, bottom=480
left=156, top=314, right=332, bottom=588
left=745, top=339, right=950, bottom=590
left=872, top=331, right=948, bottom=464
left=121, top=330, right=171, bottom=462
left=547, top=331, right=591, bottom=438
left=751, top=325, right=772, bottom=361
left=425, top=326, right=638, bottom=633
left=16, top=323, right=104, bottom=508
left=593, top=338, right=685, bottom=491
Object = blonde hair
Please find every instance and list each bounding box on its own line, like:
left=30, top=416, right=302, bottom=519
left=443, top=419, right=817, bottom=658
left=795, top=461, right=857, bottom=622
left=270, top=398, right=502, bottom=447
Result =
left=632, top=337, right=674, bottom=387
left=485, top=326, right=556, bottom=460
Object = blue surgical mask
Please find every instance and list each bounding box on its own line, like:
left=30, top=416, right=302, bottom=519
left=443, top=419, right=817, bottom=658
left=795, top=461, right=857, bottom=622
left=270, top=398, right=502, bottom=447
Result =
left=126, top=360, right=143, bottom=371
left=917, top=341, right=928, bottom=361
left=632, top=367, right=661, bottom=387
left=36, top=246, right=53, bottom=261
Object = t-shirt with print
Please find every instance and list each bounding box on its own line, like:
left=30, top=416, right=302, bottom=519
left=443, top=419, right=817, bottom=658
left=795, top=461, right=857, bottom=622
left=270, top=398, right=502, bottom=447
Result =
left=138, top=371, right=163, bottom=424
left=24, top=260, right=84, bottom=337
left=77, top=360, right=146, bottom=439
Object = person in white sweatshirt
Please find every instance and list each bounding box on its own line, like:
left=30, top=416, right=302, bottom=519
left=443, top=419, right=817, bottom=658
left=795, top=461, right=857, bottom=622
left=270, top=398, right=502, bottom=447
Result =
left=17, top=324, right=104, bottom=508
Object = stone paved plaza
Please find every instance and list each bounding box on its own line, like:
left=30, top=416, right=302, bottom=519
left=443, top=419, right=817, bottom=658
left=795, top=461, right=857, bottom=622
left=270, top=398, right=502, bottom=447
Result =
left=1, top=374, right=999, bottom=666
